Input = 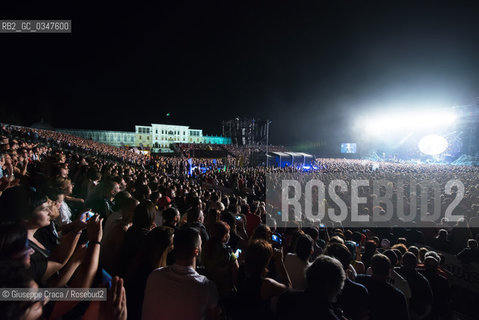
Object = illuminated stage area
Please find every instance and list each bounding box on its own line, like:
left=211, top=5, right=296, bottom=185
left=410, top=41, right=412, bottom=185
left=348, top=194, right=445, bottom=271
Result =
left=354, top=106, right=479, bottom=163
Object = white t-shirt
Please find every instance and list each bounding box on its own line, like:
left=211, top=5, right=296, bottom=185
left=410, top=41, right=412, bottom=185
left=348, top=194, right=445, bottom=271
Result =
left=284, top=253, right=309, bottom=290
left=142, top=264, right=219, bottom=320
left=59, top=201, right=72, bottom=225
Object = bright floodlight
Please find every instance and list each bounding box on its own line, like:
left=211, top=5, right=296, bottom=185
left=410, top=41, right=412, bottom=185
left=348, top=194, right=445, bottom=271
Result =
left=418, top=134, right=448, bottom=155
left=362, top=109, right=457, bottom=135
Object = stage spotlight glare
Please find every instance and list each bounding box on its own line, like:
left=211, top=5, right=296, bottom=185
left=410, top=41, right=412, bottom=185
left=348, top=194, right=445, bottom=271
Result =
left=362, top=109, right=457, bottom=135
left=418, top=134, right=448, bottom=155
left=424, top=112, right=456, bottom=127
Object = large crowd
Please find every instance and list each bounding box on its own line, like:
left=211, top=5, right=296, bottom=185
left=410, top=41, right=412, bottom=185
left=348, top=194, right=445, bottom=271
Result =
left=1, top=123, right=478, bottom=320
left=173, top=143, right=286, bottom=167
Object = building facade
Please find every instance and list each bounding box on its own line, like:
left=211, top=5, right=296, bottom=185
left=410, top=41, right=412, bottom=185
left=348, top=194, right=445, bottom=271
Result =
left=150, top=124, right=198, bottom=149
left=135, top=125, right=152, bottom=149
left=58, top=123, right=231, bottom=153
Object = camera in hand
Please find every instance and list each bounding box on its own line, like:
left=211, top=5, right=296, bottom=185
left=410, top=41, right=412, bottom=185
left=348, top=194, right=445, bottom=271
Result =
left=271, top=233, right=282, bottom=246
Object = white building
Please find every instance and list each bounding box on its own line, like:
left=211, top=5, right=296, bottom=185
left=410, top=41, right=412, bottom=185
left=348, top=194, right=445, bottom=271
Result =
left=147, top=124, right=204, bottom=152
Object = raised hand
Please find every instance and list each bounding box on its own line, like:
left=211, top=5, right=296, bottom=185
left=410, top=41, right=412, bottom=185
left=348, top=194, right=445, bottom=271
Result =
left=72, top=216, right=88, bottom=234
left=86, top=215, right=103, bottom=243
left=108, top=276, right=127, bottom=320
left=272, top=247, right=284, bottom=264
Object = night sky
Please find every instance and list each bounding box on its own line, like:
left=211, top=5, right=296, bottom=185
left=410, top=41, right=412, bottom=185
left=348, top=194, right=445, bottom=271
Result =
left=2, top=1, right=479, bottom=150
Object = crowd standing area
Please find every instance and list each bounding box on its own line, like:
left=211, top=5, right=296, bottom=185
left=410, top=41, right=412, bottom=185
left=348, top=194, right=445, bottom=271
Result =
left=1, top=123, right=479, bottom=320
